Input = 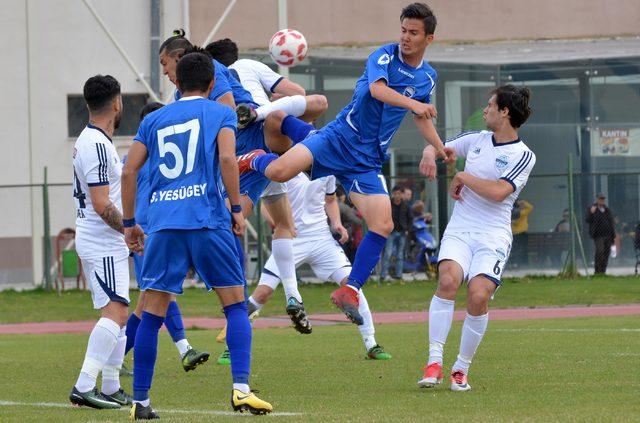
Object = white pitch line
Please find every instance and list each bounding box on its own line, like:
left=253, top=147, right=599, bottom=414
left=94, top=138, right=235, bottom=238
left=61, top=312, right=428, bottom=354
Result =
left=0, top=400, right=303, bottom=417
left=493, top=328, right=640, bottom=333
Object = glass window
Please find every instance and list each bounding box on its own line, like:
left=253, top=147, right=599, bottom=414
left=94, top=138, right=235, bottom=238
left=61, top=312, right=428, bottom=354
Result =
left=67, top=93, right=149, bottom=138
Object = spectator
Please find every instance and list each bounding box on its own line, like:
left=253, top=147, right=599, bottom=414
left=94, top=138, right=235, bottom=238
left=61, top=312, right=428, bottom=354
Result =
left=585, top=193, right=616, bottom=274
left=554, top=209, right=570, bottom=233
left=402, top=186, right=414, bottom=205
left=511, top=199, right=533, bottom=266
left=380, top=186, right=412, bottom=280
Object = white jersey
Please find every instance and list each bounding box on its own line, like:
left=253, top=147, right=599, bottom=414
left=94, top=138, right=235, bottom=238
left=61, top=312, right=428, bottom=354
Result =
left=285, top=173, right=336, bottom=236
left=72, top=125, right=128, bottom=259
left=229, top=58, right=283, bottom=106
left=444, top=130, right=536, bottom=241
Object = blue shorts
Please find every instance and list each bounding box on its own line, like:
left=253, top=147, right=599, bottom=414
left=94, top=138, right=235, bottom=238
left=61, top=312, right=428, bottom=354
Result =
left=301, top=124, right=389, bottom=195
left=140, top=228, right=244, bottom=295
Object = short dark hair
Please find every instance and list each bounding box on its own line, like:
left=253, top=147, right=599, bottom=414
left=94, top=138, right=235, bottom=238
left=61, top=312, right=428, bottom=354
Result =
left=83, top=75, right=120, bottom=113
left=176, top=52, right=215, bottom=92
left=205, top=38, right=239, bottom=67
left=400, top=3, right=437, bottom=35
left=392, top=185, right=404, bottom=193
left=139, top=102, right=164, bottom=122
left=159, top=28, right=193, bottom=56
left=491, top=84, right=532, bottom=128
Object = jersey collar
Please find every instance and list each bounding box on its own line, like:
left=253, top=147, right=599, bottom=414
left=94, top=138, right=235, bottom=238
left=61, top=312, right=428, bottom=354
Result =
left=87, top=123, right=113, bottom=143
left=492, top=135, right=521, bottom=147
left=178, top=95, right=204, bottom=101
left=397, top=44, right=424, bottom=69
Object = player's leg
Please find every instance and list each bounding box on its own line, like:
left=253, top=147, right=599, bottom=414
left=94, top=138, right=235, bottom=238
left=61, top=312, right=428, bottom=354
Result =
left=124, top=254, right=145, bottom=356
left=70, top=255, right=129, bottom=409
left=194, top=228, right=272, bottom=414
left=164, top=295, right=211, bottom=372
left=263, top=110, right=316, bottom=154
left=130, top=230, right=190, bottom=419
left=330, top=189, right=392, bottom=324
left=254, top=94, right=327, bottom=123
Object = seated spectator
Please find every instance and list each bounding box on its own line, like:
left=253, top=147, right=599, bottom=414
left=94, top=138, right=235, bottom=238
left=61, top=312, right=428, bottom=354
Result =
left=380, top=186, right=412, bottom=281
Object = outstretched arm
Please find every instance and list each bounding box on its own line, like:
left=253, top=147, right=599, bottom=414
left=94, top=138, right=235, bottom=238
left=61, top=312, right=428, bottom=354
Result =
left=325, top=194, right=348, bottom=244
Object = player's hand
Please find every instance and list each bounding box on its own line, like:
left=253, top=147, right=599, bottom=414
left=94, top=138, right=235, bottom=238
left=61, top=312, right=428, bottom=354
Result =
left=125, top=224, right=145, bottom=254
left=449, top=172, right=465, bottom=201
left=332, top=224, right=349, bottom=244
left=439, top=146, right=456, bottom=163
left=411, top=102, right=437, bottom=119
left=419, top=147, right=437, bottom=180
left=231, top=211, right=246, bottom=236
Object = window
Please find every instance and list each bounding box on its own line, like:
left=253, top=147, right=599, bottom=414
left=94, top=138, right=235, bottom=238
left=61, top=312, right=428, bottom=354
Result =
left=67, top=93, right=149, bottom=138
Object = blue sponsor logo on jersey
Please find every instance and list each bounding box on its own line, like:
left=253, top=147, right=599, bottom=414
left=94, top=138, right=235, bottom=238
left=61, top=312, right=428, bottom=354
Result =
left=403, top=86, right=416, bottom=98
left=495, top=247, right=507, bottom=261
left=495, top=155, right=509, bottom=170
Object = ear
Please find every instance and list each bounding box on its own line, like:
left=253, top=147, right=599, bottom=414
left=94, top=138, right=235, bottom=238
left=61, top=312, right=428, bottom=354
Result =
left=426, top=34, right=435, bottom=44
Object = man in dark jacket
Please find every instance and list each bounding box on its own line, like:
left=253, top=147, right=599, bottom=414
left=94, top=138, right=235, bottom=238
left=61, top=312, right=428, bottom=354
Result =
left=585, top=193, right=616, bottom=275
left=380, top=186, right=413, bottom=280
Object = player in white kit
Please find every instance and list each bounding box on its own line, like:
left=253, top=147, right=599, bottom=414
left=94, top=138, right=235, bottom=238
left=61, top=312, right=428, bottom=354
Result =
left=250, top=173, right=391, bottom=359
left=69, top=75, right=135, bottom=409
left=417, top=85, right=535, bottom=391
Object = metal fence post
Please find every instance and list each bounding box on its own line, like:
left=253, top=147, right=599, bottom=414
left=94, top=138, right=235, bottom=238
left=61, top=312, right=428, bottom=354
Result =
left=42, top=167, right=52, bottom=290
left=563, top=155, right=578, bottom=277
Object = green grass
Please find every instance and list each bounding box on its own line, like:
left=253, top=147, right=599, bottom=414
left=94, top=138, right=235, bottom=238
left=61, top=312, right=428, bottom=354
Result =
left=0, top=315, right=639, bottom=421
left=1, top=275, right=640, bottom=324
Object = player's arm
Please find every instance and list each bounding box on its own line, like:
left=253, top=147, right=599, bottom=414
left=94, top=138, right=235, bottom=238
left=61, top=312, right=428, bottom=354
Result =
left=89, top=185, right=124, bottom=234
left=450, top=172, right=514, bottom=203
left=369, top=79, right=437, bottom=119
left=273, top=79, right=306, bottom=97
left=217, top=92, right=236, bottom=109
left=325, top=194, right=348, bottom=244
left=121, top=141, right=148, bottom=252
left=218, top=127, right=245, bottom=236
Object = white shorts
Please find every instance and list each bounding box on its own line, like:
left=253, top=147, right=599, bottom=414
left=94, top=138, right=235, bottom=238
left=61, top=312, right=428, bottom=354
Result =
left=81, top=253, right=130, bottom=309
left=437, top=231, right=511, bottom=286
left=260, top=181, right=287, bottom=198
left=259, top=230, right=351, bottom=289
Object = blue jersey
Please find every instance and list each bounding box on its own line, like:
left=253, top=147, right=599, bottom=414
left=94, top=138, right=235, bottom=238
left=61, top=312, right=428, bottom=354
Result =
left=175, top=59, right=255, bottom=106
left=333, top=43, right=437, bottom=165
left=134, top=96, right=237, bottom=233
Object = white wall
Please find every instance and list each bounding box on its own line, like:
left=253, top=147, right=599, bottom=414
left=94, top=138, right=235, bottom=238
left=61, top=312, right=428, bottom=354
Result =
left=0, top=0, right=182, bottom=284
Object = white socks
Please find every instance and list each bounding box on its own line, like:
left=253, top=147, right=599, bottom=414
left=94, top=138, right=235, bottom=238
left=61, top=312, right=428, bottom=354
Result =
left=175, top=339, right=191, bottom=357
left=452, top=313, right=489, bottom=373
left=101, top=326, right=126, bottom=395
left=75, top=317, right=121, bottom=393
left=272, top=238, right=302, bottom=302
left=256, top=95, right=307, bottom=121
left=249, top=296, right=264, bottom=311
left=427, top=295, right=455, bottom=366
left=233, top=383, right=250, bottom=394
left=357, top=290, right=377, bottom=350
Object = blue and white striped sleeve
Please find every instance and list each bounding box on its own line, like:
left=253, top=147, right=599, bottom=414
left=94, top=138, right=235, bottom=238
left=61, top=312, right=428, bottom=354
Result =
left=85, top=142, right=110, bottom=187
left=444, top=131, right=481, bottom=159
left=499, top=150, right=536, bottom=192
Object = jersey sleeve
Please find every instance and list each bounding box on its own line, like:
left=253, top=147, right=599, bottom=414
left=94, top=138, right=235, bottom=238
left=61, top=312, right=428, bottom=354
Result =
left=210, top=60, right=233, bottom=101
left=366, top=45, right=393, bottom=85
left=444, top=131, right=480, bottom=159
left=133, top=118, right=149, bottom=147
left=220, top=106, right=238, bottom=132
left=325, top=176, right=337, bottom=195
left=252, top=61, right=284, bottom=92
left=82, top=141, right=111, bottom=187
left=499, top=150, right=536, bottom=192
left=423, top=70, right=437, bottom=104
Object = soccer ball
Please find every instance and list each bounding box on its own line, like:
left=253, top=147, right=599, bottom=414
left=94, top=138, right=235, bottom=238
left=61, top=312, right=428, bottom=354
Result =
left=269, top=29, right=308, bottom=67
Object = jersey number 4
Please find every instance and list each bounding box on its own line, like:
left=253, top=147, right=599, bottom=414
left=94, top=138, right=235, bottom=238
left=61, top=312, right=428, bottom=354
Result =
left=157, top=119, right=200, bottom=179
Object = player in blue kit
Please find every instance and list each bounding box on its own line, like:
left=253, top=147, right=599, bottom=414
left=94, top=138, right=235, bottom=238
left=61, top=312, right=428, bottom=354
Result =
left=121, top=53, right=272, bottom=419
left=239, top=3, right=454, bottom=324
left=122, top=102, right=211, bottom=374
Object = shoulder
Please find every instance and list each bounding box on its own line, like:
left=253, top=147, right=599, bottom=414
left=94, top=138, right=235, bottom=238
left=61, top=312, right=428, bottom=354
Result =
left=369, top=43, right=397, bottom=62
left=419, top=60, right=437, bottom=78
left=446, top=130, right=487, bottom=144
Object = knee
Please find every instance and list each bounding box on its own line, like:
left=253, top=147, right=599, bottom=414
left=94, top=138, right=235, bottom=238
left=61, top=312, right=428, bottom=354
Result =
left=266, top=109, right=287, bottom=126
left=309, top=95, right=328, bottom=113
left=467, top=288, right=491, bottom=314
left=436, top=272, right=459, bottom=299
left=376, top=220, right=394, bottom=237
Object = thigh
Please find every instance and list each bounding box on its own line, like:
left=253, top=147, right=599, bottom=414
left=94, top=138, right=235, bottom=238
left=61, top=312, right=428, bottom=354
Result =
left=438, top=232, right=473, bottom=280
left=468, top=234, right=511, bottom=286
left=308, top=235, right=352, bottom=281
left=263, top=111, right=292, bottom=154
left=82, top=254, right=131, bottom=310
left=141, top=230, right=191, bottom=295
left=349, top=189, right=391, bottom=229
left=191, top=229, right=244, bottom=290
left=263, top=193, right=295, bottom=231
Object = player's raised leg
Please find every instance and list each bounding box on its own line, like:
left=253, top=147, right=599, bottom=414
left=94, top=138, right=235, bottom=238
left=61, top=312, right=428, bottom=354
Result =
left=419, top=259, right=464, bottom=388
left=450, top=275, right=495, bottom=392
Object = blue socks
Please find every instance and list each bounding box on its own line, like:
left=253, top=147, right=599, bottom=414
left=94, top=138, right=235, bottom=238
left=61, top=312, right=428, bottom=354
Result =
left=124, top=312, right=141, bottom=355
left=133, top=311, right=164, bottom=402
left=346, top=231, right=388, bottom=290
left=223, top=301, right=252, bottom=385
left=251, top=153, right=278, bottom=175
left=164, top=301, right=185, bottom=343
left=281, top=115, right=314, bottom=145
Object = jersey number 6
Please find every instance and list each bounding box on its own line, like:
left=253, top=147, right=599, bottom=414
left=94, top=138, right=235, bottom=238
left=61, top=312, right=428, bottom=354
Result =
left=156, top=119, right=200, bottom=179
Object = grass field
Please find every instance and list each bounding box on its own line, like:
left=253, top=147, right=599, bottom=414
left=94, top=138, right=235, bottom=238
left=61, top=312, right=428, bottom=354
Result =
left=1, top=275, right=640, bottom=324
left=1, top=315, right=639, bottom=422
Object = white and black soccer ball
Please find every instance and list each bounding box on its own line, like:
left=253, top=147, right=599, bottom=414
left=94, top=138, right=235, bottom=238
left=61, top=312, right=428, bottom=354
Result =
left=268, top=29, right=308, bottom=67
